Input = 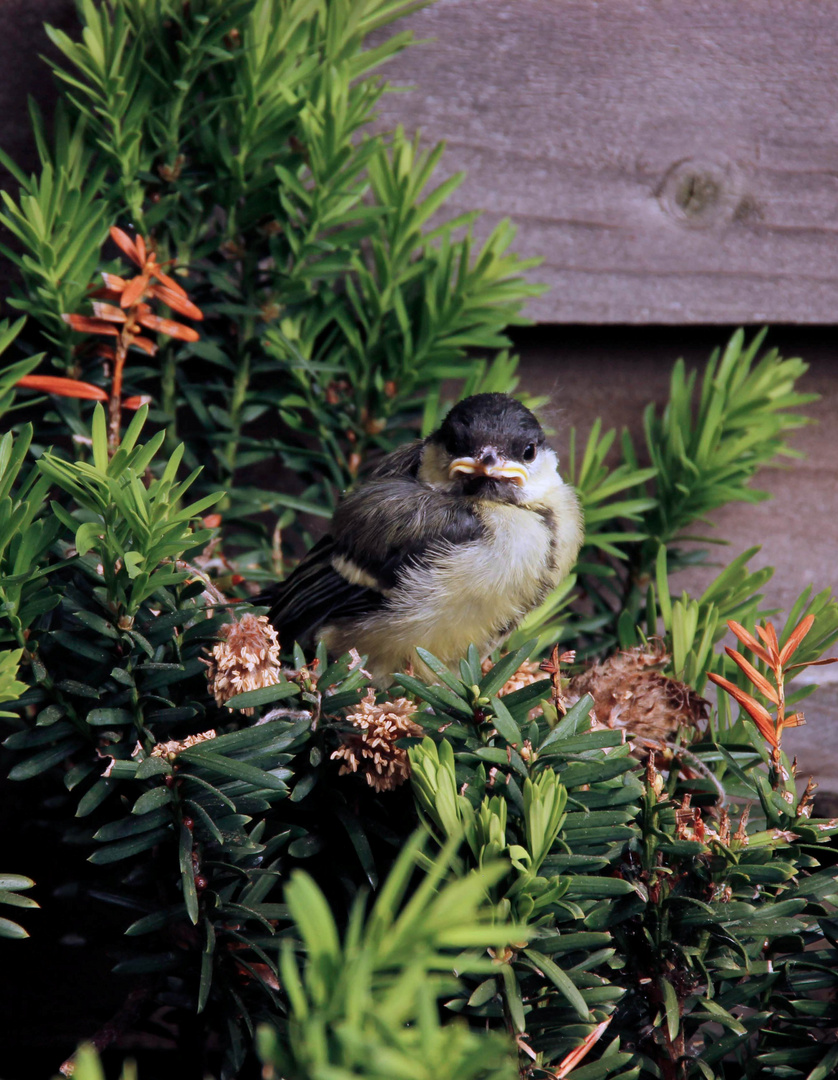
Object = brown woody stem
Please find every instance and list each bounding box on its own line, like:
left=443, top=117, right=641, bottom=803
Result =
left=772, top=667, right=785, bottom=788
left=108, top=330, right=129, bottom=453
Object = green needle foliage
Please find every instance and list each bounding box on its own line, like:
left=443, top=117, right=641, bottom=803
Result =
left=0, top=871, right=39, bottom=941
left=1, top=0, right=540, bottom=578
left=0, top=318, right=43, bottom=418
left=259, top=834, right=521, bottom=1080
left=515, top=328, right=817, bottom=660
left=0, top=3, right=837, bottom=1079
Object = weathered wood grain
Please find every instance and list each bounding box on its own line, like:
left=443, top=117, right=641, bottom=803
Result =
left=370, top=1, right=838, bottom=324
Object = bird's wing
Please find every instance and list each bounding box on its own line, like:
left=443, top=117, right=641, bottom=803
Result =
left=367, top=439, right=424, bottom=480
left=331, top=477, right=482, bottom=590
left=265, top=477, right=482, bottom=649
left=265, top=535, right=385, bottom=649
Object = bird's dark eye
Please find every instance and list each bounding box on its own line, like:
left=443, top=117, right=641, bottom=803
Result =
left=522, top=443, right=537, bottom=463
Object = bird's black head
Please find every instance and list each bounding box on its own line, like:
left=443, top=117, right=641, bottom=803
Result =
left=437, top=393, right=546, bottom=460
left=426, top=393, right=549, bottom=500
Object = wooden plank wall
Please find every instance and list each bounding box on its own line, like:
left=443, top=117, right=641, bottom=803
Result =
left=370, top=1, right=838, bottom=324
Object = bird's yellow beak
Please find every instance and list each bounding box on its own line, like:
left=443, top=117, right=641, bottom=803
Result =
left=448, top=454, right=527, bottom=486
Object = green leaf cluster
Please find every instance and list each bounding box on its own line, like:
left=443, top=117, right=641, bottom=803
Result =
left=401, top=647, right=640, bottom=1075
left=0, top=317, right=43, bottom=418
left=400, top=640, right=838, bottom=1080
left=0, top=871, right=39, bottom=940
left=0, top=423, right=63, bottom=647
left=40, top=403, right=221, bottom=614
left=261, top=834, right=520, bottom=1080
left=516, top=328, right=818, bottom=663
left=2, top=0, right=539, bottom=581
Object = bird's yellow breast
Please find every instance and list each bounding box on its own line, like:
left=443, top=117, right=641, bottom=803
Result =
left=322, top=477, right=582, bottom=682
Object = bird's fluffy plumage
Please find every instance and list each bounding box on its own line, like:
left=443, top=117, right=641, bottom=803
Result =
left=266, top=393, right=583, bottom=682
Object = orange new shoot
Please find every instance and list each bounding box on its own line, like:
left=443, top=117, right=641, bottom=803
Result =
left=18, top=226, right=203, bottom=452
left=708, top=615, right=837, bottom=772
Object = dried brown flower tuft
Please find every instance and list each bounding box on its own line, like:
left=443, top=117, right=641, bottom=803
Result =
left=206, top=614, right=282, bottom=714
left=151, top=729, right=217, bottom=760
left=331, top=690, right=423, bottom=793
left=567, top=641, right=708, bottom=742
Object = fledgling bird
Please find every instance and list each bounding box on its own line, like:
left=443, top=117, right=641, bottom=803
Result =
left=265, top=393, right=583, bottom=683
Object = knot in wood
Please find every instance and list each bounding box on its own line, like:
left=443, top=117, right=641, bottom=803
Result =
left=657, top=158, right=740, bottom=229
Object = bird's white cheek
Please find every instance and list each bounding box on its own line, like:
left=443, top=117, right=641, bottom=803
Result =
left=519, top=449, right=562, bottom=503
